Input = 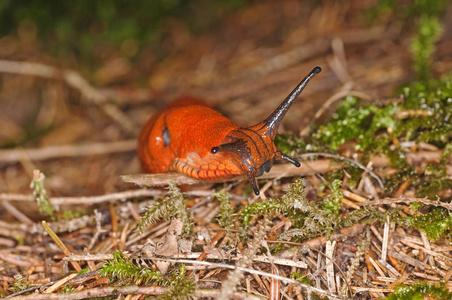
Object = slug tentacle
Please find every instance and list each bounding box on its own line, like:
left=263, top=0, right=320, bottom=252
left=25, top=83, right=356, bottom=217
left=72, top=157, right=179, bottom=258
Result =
left=277, top=152, right=301, bottom=167
left=259, top=66, right=321, bottom=139
left=247, top=174, right=260, bottom=196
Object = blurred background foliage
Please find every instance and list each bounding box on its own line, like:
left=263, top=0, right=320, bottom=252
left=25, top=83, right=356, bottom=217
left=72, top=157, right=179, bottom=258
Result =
left=0, top=0, right=253, bottom=70
left=0, top=0, right=448, bottom=82
left=368, top=0, right=449, bottom=20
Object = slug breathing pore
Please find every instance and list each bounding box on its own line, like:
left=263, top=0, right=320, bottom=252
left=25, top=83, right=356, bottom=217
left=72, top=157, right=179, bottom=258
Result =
left=211, top=66, right=322, bottom=195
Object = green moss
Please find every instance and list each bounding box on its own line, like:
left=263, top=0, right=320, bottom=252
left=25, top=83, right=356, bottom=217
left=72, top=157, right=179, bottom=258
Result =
left=311, top=96, right=400, bottom=154
left=291, top=273, right=313, bottom=285
left=410, top=16, right=443, bottom=81
left=30, top=170, right=55, bottom=217
left=214, top=189, right=234, bottom=229
left=101, top=252, right=195, bottom=299
left=396, top=81, right=452, bottom=147
left=386, top=281, right=452, bottom=300
left=383, top=167, right=415, bottom=196
left=239, top=179, right=312, bottom=237
left=78, top=268, right=89, bottom=275
left=417, top=165, right=452, bottom=197
left=239, top=179, right=386, bottom=242
left=313, top=96, right=380, bottom=150
left=395, top=207, right=452, bottom=242
left=341, top=206, right=387, bottom=228
left=302, top=74, right=452, bottom=198
left=360, top=103, right=398, bottom=150
left=342, top=167, right=362, bottom=190
left=62, top=209, right=90, bottom=220
left=9, top=274, right=31, bottom=294
left=322, top=179, right=343, bottom=216
left=59, top=285, right=74, bottom=294
left=160, top=265, right=196, bottom=300
left=274, top=134, right=297, bottom=156
left=281, top=198, right=386, bottom=241
left=240, top=192, right=298, bottom=230
left=275, top=134, right=330, bottom=156
left=137, top=181, right=192, bottom=235
left=382, top=142, right=452, bottom=197
left=101, top=251, right=168, bottom=285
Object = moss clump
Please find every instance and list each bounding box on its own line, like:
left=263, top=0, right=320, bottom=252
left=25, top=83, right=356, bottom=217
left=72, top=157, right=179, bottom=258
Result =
left=101, top=251, right=168, bottom=285
left=322, top=179, right=343, bottom=216
left=411, top=16, right=443, bottom=81
left=398, top=79, right=452, bottom=147
left=137, top=181, right=192, bottom=235
left=291, top=273, right=313, bottom=286
left=239, top=178, right=311, bottom=234
left=61, top=209, right=90, bottom=220
left=30, top=170, right=55, bottom=217
left=59, top=285, right=74, bottom=294
left=301, top=74, right=452, bottom=198
left=101, top=252, right=195, bottom=299
left=9, top=274, right=31, bottom=294
left=417, top=165, right=452, bottom=197
left=214, top=189, right=234, bottom=229
left=312, top=96, right=386, bottom=151
left=160, top=265, right=196, bottom=300
left=240, top=179, right=385, bottom=242
left=275, top=134, right=330, bottom=157
left=386, top=281, right=452, bottom=300
left=395, top=207, right=452, bottom=242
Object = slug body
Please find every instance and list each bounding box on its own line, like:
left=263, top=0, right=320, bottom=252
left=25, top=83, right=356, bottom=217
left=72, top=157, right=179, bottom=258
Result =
left=138, top=66, right=321, bottom=195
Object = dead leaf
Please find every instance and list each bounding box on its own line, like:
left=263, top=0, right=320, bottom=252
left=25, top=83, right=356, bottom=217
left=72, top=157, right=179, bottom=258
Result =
left=178, top=239, right=193, bottom=253
left=154, top=218, right=184, bottom=256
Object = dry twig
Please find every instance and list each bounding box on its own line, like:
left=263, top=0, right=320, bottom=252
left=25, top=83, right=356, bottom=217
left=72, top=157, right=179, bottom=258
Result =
left=0, top=140, right=136, bottom=163
left=0, top=60, right=136, bottom=134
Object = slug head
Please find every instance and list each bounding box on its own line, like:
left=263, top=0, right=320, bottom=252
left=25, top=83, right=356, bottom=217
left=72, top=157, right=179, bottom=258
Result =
left=211, top=66, right=321, bottom=195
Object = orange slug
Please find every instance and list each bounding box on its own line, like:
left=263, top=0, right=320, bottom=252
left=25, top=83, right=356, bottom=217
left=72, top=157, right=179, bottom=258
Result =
left=138, top=66, right=321, bottom=195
